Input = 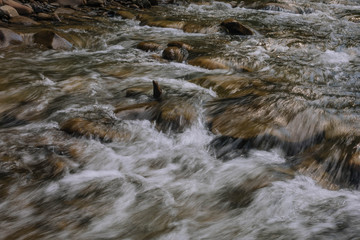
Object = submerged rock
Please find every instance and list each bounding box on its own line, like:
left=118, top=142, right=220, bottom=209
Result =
left=162, top=46, right=188, bottom=62
left=167, top=41, right=193, bottom=51
left=188, top=57, right=229, bottom=70
left=33, top=30, right=72, bottom=50
left=116, top=81, right=197, bottom=133
left=60, top=118, right=130, bottom=142
left=116, top=10, right=136, bottom=20
left=0, top=27, right=23, bottom=48
left=137, top=41, right=161, bottom=52
left=115, top=101, right=158, bottom=120
left=294, top=133, right=360, bottom=189
left=155, top=99, right=197, bottom=132
left=220, top=18, right=253, bottom=35
left=258, top=3, right=304, bottom=14
left=190, top=75, right=271, bottom=98
left=182, top=22, right=220, bottom=34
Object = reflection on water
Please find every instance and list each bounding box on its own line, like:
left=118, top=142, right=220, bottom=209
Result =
left=0, top=0, right=360, bottom=239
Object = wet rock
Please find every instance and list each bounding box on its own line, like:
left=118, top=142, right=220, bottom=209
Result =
left=3, top=0, right=33, bottom=15
left=188, top=57, right=229, bottom=70
left=162, top=46, right=188, bottom=62
left=0, top=27, right=23, bottom=48
left=145, top=19, right=185, bottom=30
left=33, top=30, right=72, bottom=50
left=153, top=80, right=162, bottom=100
left=207, top=93, right=335, bottom=160
left=54, top=7, right=75, bottom=16
left=60, top=118, right=130, bottom=142
left=115, top=102, right=158, bottom=120
left=220, top=18, right=253, bottom=35
left=0, top=5, right=19, bottom=18
left=87, top=0, right=104, bottom=6
left=190, top=75, right=271, bottom=98
left=116, top=10, right=136, bottom=20
left=294, top=132, right=360, bottom=189
left=137, top=41, right=161, bottom=52
left=116, top=80, right=196, bottom=132
left=9, top=16, right=40, bottom=26
left=167, top=41, right=193, bottom=51
left=55, top=0, right=86, bottom=8
left=36, top=12, right=53, bottom=20
left=183, top=22, right=220, bottom=34
left=155, top=99, right=197, bottom=132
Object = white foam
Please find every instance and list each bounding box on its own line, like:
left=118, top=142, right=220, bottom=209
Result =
left=319, top=50, right=352, bottom=64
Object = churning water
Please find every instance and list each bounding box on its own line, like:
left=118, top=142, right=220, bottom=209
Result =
left=0, top=0, right=360, bottom=239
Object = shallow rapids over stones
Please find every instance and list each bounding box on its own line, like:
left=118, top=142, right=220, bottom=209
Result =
left=0, top=0, right=360, bottom=239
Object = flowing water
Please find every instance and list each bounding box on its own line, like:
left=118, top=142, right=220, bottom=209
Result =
left=0, top=0, right=360, bottom=239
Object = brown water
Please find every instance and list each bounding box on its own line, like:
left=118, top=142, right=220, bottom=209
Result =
left=0, top=1, right=360, bottom=239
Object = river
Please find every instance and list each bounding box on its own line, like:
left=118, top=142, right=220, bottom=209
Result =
left=0, top=0, right=360, bottom=239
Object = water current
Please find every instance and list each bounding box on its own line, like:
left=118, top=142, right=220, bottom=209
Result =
left=0, top=0, right=360, bottom=239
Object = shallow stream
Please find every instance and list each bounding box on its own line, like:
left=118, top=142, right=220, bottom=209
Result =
left=0, top=0, right=360, bottom=239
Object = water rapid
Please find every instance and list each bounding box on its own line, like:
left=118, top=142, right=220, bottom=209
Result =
left=0, top=0, right=360, bottom=239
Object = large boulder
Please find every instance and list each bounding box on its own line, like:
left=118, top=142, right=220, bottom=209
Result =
left=0, top=27, right=23, bottom=48
left=0, top=5, right=19, bottom=18
left=3, top=0, right=33, bottom=15
left=33, top=30, right=72, bottom=50
left=220, top=18, right=253, bottom=35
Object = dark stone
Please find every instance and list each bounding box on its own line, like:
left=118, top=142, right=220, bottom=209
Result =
left=87, top=0, right=104, bottom=7
left=33, top=30, right=72, bottom=50
left=220, top=18, right=253, bottom=35
left=135, top=0, right=151, bottom=8
left=152, top=80, right=162, bottom=100
left=162, top=46, right=188, bottom=62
